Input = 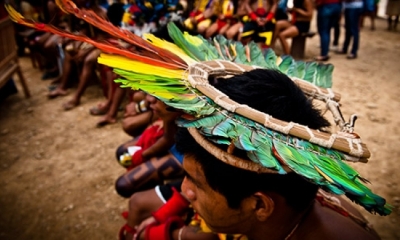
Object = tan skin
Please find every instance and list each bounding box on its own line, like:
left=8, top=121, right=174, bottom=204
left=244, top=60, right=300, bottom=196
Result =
left=122, top=187, right=219, bottom=240
left=90, top=67, right=127, bottom=127
left=121, top=91, right=160, bottom=137
left=225, top=0, right=248, bottom=40
left=205, top=0, right=234, bottom=38
left=181, top=155, right=381, bottom=240
left=121, top=95, right=180, bottom=160
left=191, top=0, right=218, bottom=35
left=271, top=0, right=313, bottom=54
left=240, top=0, right=278, bottom=46
left=115, top=97, right=185, bottom=198
left=47, top=1, right=108, bottom=110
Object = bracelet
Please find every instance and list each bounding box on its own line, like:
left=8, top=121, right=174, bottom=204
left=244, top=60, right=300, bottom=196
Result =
left=178, top=227, right=185, bottom=240
left=134, top=102, right=141, bottom=113
left=138, top=100, right=148, bottom=112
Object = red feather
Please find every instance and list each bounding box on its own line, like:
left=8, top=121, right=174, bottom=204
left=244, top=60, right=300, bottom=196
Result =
left=14, top=17, right=183, bottom=69
left=56, top=0, right=187, bottom=68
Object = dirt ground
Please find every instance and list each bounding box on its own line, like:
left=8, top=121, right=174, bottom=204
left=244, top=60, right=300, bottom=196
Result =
left=0, top=18, right=399, bottom=240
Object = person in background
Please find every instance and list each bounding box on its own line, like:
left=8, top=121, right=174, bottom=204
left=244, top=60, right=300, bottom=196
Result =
left=271, top=0, right=313, bottom=55
left=315, top=0, right=341, bottom=61
left=386, top=0, right=400, bottom=30
left=240, top=0, right=278, bottom=48
left=337, top=0, right=363, bottom=59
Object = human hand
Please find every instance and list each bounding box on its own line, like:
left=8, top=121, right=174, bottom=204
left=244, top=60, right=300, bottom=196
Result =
left=124, top=102, right=138, bottom=118
left=134, top=216, right=157, bottom=240
left=256, top=17, right=266, bottom=26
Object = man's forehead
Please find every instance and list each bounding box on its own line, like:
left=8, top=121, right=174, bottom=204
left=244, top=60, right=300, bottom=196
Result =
left=183, top=155, right=206, bottom=182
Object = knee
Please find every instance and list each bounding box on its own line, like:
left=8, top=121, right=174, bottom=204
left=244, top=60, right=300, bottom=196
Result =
left=115, top=176, right=134, bottom=198
left=226, top=30, right=235, bottom=39
left=128, top=192, right=145, bottom=216
left=116, top=144, right=127, bottom=161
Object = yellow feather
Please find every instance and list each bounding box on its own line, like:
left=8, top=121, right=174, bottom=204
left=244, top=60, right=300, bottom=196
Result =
left=5, top=5, right=32, bottom=26
left=144, top=34, right=197, bottom=65
left=98, top=54, right=185, bottom=79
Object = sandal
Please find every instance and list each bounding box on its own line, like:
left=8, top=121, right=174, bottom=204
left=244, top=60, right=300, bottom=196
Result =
left=62, top=100, right=79, bottom=111
left=314, top=56, right=330, bottom=62
left=89, top=105, right=108, bottom=116
left=346, top=54, right=357, bottom=59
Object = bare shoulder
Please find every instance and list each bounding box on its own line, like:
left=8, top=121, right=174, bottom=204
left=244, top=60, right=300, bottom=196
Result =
left=293, top=194, right=381, bottom=240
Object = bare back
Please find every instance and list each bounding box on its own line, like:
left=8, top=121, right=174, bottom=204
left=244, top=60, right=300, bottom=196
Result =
left=293, top=192, right=380, bottom=240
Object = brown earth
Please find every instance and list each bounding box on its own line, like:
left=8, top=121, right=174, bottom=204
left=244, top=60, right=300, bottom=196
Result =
left=1, top=18, right=400, bottom=240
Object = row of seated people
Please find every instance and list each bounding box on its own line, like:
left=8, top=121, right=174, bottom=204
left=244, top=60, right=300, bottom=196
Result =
left=16, top=0, right=312, bottom=128
left=183, top=0, right=313, bottom=55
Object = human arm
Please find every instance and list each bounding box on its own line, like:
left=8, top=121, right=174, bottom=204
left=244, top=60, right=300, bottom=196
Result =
left=292, top=0, right=313, bottom=18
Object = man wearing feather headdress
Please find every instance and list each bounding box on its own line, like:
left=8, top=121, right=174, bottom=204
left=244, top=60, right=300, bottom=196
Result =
left=175, top=70, right=382, bottom=240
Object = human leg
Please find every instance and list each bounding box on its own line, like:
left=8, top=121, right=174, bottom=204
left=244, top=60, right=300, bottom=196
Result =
left=63, top=49, right=100, bottom=110
left=48, top=51, right=73, bottom=98
left=122, top=111, right=157, bottom=137
left=317, top=3, right=341, bottom=58
left=342, top=9, right=352, bottom=53
left=115, top=154, right=184, bottom=198
left=332, top=17, right=340, bottom=48
left=96, top=86, right=127, bottom=127
left=279, top=25, right=299, bottom=55
left=42, top=34, right=61, bottom=78
left=349, top=8, right=363, bottom=57
left=271, top=20, right=291, bottom=50
left=205, top=22, right=219, bottom=39
left=394, top=15, right=399, bottom=29
left=90, top=66, right=114, bottom=115
left=122, top=188, right=165, bottom=240
left=196, top=19, right=212, bottom=35
left=225, top=22, right=243, bottom=40
left=218, top=22, right=230, bottom=36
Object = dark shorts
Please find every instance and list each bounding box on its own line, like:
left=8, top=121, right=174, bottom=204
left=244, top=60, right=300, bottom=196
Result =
left=275, top=8, right=289, bottom=21
left=155, top=180, right=182, bottom=202
left=242, top=20, right=276, bottom=45
left=294, top=21, right=311, bottom=34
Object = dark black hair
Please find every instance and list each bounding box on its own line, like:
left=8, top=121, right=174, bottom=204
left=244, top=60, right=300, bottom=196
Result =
left=176, top=69, right=330, bottom=211
left=107, top=2, right=125, bottom=27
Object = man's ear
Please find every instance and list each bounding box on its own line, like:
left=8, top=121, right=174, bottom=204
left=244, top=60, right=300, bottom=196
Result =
left=252, top=192, right=275, bottom=222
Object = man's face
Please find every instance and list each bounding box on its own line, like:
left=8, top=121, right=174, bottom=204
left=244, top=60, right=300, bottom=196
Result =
left=181, top=155, right=255, bottom=234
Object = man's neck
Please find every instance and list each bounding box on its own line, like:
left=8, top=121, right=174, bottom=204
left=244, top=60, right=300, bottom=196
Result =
left=247, top=202, right=313, bottom=240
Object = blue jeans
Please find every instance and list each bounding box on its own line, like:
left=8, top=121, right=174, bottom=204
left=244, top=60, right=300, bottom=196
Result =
left=317, top=3, right=342, bottom=56
left=343, top=8, right=363, bottom=56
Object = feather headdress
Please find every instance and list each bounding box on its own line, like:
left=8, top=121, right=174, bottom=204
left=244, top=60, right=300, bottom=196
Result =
left=6, top=0, right=391, bottom=215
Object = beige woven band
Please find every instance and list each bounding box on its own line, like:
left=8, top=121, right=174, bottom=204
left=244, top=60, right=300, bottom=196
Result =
left=186, top=60, right=370, bottom=160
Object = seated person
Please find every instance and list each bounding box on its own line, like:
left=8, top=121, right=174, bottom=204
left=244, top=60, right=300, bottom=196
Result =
left=115, top=95, right=184, bottom=198
left=271, top=0, right=313, bottom=55
left=240, top=0, right=277, bottom=48
left=184, top=0, right=217, bottom=35
left=120, top=91, right=160, bottom=137
left=119, top=181, right=245, bottom=240
left=89, top=65, right=127, bottom=127
left=225, top=0, right=248, bottom=40
left=47, top=0, right=108, bottom=111
left=205, top=0, right=236, bottom=39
